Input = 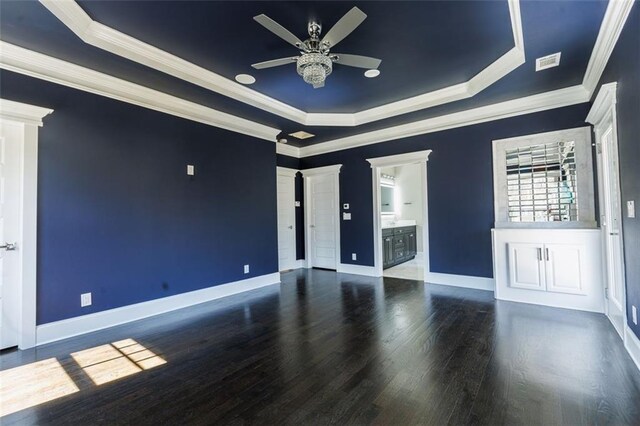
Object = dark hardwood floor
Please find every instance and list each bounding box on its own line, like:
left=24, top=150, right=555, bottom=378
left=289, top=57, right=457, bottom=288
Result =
left=2, top=269, right=639, bottom=425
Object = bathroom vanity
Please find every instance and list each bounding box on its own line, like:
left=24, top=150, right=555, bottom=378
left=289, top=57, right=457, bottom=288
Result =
left=382, top=222, right=417, bottom=269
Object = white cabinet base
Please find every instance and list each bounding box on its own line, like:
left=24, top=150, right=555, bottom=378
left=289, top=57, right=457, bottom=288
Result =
left=493, top=229, right=604, bottom=313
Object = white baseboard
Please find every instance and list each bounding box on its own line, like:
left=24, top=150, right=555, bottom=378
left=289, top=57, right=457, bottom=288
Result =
left=36, top=272, right=281, bottom=346
left=425, top=272, right=495, bottom=291
left=295, top=259, right=308, bottom=269
left=625, top=324, right=640, bottom=372
left=337, top=263, right=379, bottom=277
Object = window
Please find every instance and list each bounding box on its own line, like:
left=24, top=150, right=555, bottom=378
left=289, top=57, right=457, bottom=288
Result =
left=493, top=127, right=596, bottom=228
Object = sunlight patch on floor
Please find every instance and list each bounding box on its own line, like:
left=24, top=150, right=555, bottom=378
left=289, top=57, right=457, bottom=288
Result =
left=1, top=338, right=166, bottom=417
left=0, top=358, right=79, bottom=417
left=71, top=339, right=166, bottom=386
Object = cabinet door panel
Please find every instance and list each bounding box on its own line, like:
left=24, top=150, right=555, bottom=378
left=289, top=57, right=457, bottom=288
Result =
left=508, top=243, right=545, bottom=291
left=545, top=244, right=584, bottom=295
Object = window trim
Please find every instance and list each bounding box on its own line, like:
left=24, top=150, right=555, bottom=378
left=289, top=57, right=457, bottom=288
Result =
left=492, top=127, right=597, bottom=229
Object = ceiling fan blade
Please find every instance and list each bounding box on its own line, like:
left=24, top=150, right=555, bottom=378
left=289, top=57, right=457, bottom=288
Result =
left=254, top=14, right=304, bottom=49
left=313, top=81, right=325, bottom=89
left=252, top=57, right=298, bottom=69
left=331, top=53, right=381, bottom=69
left=321, top=7, right=367, bottom=48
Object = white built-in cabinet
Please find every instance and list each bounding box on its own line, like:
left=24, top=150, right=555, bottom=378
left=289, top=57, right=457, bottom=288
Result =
left=493, top=229, right=604, bottom=313
left=508, top=242, right=583, bottom=294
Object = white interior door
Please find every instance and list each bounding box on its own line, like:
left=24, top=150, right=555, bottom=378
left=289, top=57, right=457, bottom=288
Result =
left=309, top=173, right=338, bottom=269
left=276, top=171, right=296, bottom=271
left=598, top=124, right=626, bottom=337
left=0, top=122, right=22, bottom=350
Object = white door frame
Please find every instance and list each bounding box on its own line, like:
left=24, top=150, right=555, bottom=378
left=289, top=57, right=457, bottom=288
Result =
left=276, top=166, right=298, bottom=271
left=367, top=150, right=432, bottom=277
left=301, top=164, right=342, bottom=270
left=0, top=99, right=53, bottom=349
left=586, top=82, right=627, bottom=338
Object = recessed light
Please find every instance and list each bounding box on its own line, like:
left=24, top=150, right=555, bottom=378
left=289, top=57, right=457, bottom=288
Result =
left=288, top=131, right=315, bottom=140
left=364, top=69, right=380, bottom=78
left=235, top=74, right=256, bottom=84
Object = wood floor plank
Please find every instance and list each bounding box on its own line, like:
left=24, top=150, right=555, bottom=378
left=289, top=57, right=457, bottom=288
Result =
left=2, top=269, right=639, bottom=425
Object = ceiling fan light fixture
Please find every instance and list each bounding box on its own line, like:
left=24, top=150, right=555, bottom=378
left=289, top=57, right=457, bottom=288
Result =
left=297, top=53, right=332, bottom=87
left=364, top=69, right=380, bottom=78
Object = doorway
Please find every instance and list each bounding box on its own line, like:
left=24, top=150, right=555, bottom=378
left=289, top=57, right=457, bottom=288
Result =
left=276, top=167, right=297, bottom=271
left=0, top=99, right=51, bottom=349
left=301, top=165, right=342, bottom=270
left=588, top=83, right=627, bottom=338
left=367, top=151, right=432, bottom=278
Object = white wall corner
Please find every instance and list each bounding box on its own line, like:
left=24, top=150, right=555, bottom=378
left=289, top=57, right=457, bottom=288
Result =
left=36, top=272, right=281, bottom=346
left=582, top=0, right=635, bottom=95
left=625, top=324, right=640, bottom=372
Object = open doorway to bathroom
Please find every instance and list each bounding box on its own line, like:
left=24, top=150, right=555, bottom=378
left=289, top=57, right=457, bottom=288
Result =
left=379, top=163, right=426, bottom=280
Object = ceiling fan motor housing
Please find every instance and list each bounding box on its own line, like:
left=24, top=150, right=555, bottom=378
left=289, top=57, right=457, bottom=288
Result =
left=297, top=53, right=333, bottom=86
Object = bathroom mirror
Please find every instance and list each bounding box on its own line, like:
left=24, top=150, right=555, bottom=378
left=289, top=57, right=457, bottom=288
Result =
left=381, top=185, right=395, bottom=214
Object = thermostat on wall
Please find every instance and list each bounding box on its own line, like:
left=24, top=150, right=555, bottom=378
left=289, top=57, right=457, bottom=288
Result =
left=343, top=203, right=350, bottom=210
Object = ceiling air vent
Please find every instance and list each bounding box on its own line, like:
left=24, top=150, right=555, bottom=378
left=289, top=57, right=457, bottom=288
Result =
left=536, top=52, right=561, bottom=71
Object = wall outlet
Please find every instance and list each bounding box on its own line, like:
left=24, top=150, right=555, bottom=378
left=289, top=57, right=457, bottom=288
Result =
left=627, top=200, right=635, bottom=218
left=244, top=264, right=250, bottom=274
left=633, top=305, right=638, bottom=325
left=187, top=165, right=195, bottom=176
left=352, top=253, right=357, bottom=261
left=81, top=292, right=92, bottom=307
left=295, top=201, right=301, bottom=207
left=343, top=212, right=352, bottom=220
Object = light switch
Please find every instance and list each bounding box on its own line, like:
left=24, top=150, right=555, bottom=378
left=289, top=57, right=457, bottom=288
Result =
left=295, top=201, right=301, bottom=207
left=343, top=212, right=351, bottom=220
left=343, top=203, right=350, bottom=210
left=187, top=165, right=195, bottom=176
left=627, top=201, right=635, bottom=218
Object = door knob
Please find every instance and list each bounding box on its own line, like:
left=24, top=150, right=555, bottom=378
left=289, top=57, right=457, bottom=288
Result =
left=288, top=225, right=293, bottom=229
left=0, top=242, right=17, bottom=251
left=310, top=225, right=315, bottom=228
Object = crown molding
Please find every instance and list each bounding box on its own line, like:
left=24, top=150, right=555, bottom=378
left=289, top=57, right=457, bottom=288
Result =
left=0, top=41, right=280, bottom=142
left=582, top=0, right=634, bottom=95
left=39, top=0, right=524, bottom=127
left=0, top=98, right=53, bottom=127
left=300, top=164, right=342, bottom=177
left=586, top=82, right=617, bottom=126
left=275, top=142, right=301, bottom=158
left=2, top=0, right=628, bottom=160
left=366, top=150, right=433, bottom=168
left=276, top=166, right=299, bottom=177
left=298, top=85, right=591, bottom=158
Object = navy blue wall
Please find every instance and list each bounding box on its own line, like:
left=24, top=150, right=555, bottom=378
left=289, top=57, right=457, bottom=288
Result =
left=1, top=70, right=279, bottom=325
left=285, top=104, right=591, bottom=278
left=595, top=3, right=640, bottom=339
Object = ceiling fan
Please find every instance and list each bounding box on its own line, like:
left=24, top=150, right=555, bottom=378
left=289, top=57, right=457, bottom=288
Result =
left=251, top=7, right=382, bottom=88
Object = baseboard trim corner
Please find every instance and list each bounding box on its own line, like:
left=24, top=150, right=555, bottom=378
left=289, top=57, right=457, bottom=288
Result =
left=36, top=272, right=281, bottom=346
left=625, top=324, right=640, bottom=372
left=337, top=263, right=379, bottom=277
left=425, top=272, right=495, bottom=291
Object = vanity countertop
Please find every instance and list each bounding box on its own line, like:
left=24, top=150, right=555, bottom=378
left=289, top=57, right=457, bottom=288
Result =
left=381, top=219, right=416, bottom=229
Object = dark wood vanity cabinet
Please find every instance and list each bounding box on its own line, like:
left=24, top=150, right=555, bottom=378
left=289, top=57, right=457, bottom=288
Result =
left=382, top=226, right=417, bottom=269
